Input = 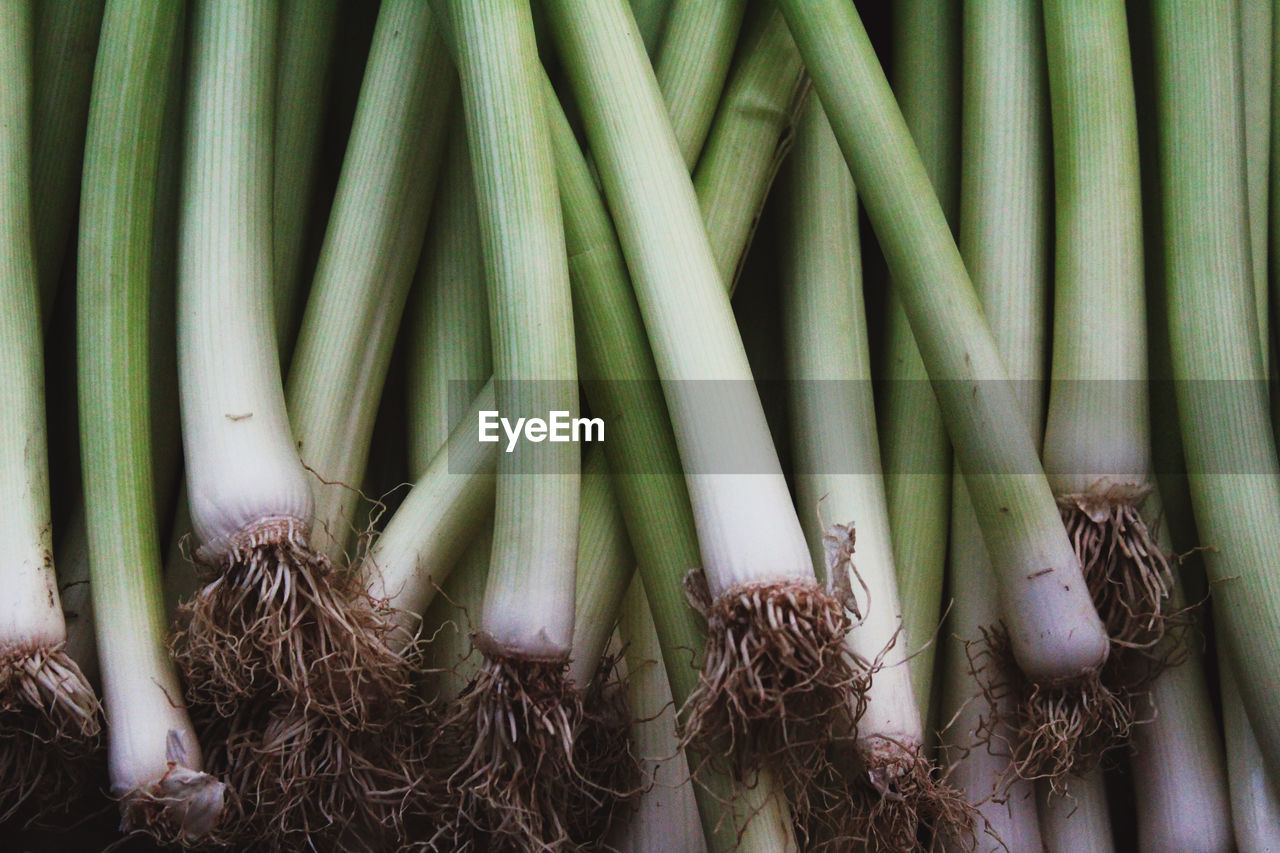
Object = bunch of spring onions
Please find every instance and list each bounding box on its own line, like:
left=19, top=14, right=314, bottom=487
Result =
left=5, top=1, right=1280, bottom=851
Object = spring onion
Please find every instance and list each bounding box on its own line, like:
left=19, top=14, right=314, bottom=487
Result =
left=79, top=0, right=225, bottom=839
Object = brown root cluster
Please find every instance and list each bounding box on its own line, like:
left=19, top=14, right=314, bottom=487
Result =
left=967, top=626, right=1135, bottom=785
left=0, top=645, right=102, bottom=822
left=793, top=739, right=979, bottom=853
left=1060, top=494, right=1176, bottom=659
left=171, top=519, right=412, bottom=726
left=679, top=577, right=863, bottom=775
left=171, top=519, right=429, bottom=849
left=197, top=692, right=428, bottom=852
left=425, top=653, right=637, bottom=852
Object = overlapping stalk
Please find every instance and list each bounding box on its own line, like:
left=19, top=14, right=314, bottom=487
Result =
left=781, top=98, right=973, bottom=848
left=1039, top=0, right=1169, bottom=777
left=546, top=0, right=857, bottom=781
left=879, top=0, right=960, bottom=733
left=78, top=0, right=225, bottom=840
left=0, top=0, right=100, bottom=824
left=938, top=2, right=1050, bottom=845
left=32, top=0, right=105, bottom=320
left=777, top=0, right=1111, bottom=782
left=1151, top=0, right=1280, bottom=779
left=429, top=2, right=582, bottom=846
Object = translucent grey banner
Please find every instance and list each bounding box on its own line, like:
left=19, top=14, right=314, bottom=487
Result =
left=439, top=379, right=1279, bottom=475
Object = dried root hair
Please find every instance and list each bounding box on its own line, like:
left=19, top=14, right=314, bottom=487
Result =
left=171, top=517, right=414, bottom=725
left=197, top=694, right=426, bottom=852
left=679, top=572, right=864, bottom=776
left=426, top=650, right=636, bottom=852
left=1060, top=487, right=1176, bottom=663
left=0, top=645, right=102, bottom=822
left=792, top=738, right=980, bottom=852
left=117, top=732, right=235, bottom=848
left=968, top=625, right=1135, bottom=786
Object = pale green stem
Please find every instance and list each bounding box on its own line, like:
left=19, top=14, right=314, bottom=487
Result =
left=1242, top=0, right=1271, bottom=372
left=286, top=0, right=455, bottom=563
left=32, top=0, right=104, bottom=322
left=272, top=0, right=340, bottom=360
left=652, top=0, right=747, bottom=167
left=1151, top=0, right=1280, bottom=778
left=1042, top=0, right=1150, bottom=495
left=694, top=3, right=807, bottom=288
left=80, top=0, right=224, bottom=836
left=940, top=2, right=1050, bottom=843
left=879, top=0, right=961, bottom=734
left=1037, top=771, right=1115, bottom=853
left=777, top=0, right=1106, bottom=684
left=1222, top=663, right=1280, bottom=850
left=444, top=0, right=580, bottom=659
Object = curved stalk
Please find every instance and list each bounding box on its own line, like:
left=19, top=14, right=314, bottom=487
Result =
left=940, top=0, right=1050, bottom=840
left=781, top=98, right=973, bottom=847
left=880, top=0, right=961, bottom=735
left=777, top=0, right=1108, bottom=748
left=79, top=0, right=224, bottom=840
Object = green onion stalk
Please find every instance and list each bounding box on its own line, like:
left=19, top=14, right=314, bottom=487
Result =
left=364, top=30, right=809, bottom=850
left=271, top=0, right=340, bottom=362
left=1036, top=769, right=1115, bottom=852
left=171, top=0, right=444, bottom=742
left=0, top=0, right=101, bottom=823
left=401, top=113, right=493, bottom=696
left=777, top=0, right=1112, bottom=782
left=60, top=0, right=186, bottom=694
left=1241, top=0, right=1270, bottom=372
left=79, top=0, right=229, bottom=841
left=33, top=0, right=105, bottom=322
left=878, top=0, right=960, bottom=737
left=780, top=97, right=975, bottom=849
left=1038, top=0, right=1171, bottom=776
left=694, top=2, right=807, bottom=288
left=937, top=1, right=1049, bottom=846
left=187, top=2, right=455, bottom=847
left=609, top=579, right=706, bottom=853
left=650, top=0, right=746, bottom=167
left=1128, top=492, right=1232, bottom=853
left=1222, top=667, right=1280, bottom=850
left=1152, top=0, right=1280, bottom=779
left=425, top=1, right=582, bottom=846
left=546, top=0, right=859, bottom=778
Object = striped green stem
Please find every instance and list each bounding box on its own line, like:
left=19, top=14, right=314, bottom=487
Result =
left=0, top=0, right=99, bottom=823
left=1129, top=493, right=1232, bottom=853
left=79, top=0, right=225, bottom=840
left=781, top=97, right=972, bottom=845
left=1042, top=0, right=1170, bottom=679
left=939, top=0, right=1051, bottom=834
left=879, top=0, right=960, bottom=734
left=32, top=0, right=104, bottom=322
left=612, top=578, right=706, bottom=853
left=286, top=0, right=454, bottom=563
left=694, top=3, right=806, bottom=286
left=405, top=116, right=490, bottom=476
left=651, top=0, right=746, bottom=167
left=1241, top=0, right=1271, bottom=372
left=272, top=0, right=340, bottom=361
left=777, top=0, right=1107, bottom=730
left=1151, top=0, right=1280, bottom=779
left=1222, top=664, right=1280, bottom=849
